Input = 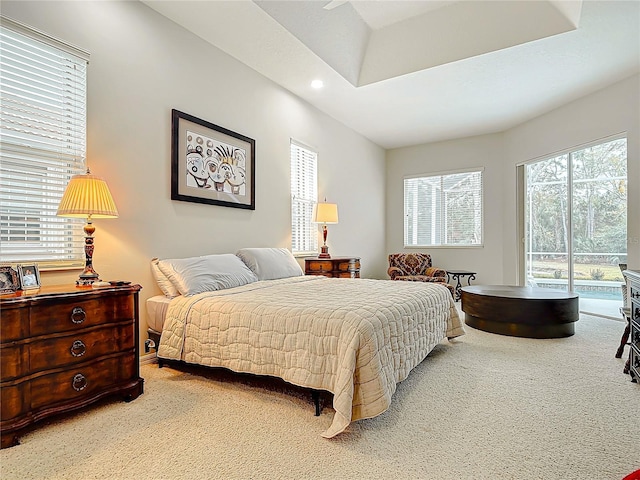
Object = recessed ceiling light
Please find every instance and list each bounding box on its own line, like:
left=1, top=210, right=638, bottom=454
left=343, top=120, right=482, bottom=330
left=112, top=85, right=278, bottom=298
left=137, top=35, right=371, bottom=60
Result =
left=311, top=80, right=324, bottom=89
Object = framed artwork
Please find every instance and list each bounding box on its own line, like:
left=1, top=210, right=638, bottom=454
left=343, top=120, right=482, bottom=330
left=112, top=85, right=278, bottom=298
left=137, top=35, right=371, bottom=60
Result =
left=171, top=109, right=255, bottom=210
left=0, top=266, right=19, bottom=294
left=18, top=264, right=40, bottom=290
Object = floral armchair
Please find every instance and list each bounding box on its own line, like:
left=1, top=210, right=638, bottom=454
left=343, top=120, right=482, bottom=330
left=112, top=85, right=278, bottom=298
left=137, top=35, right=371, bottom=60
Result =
left=387, top=253, right=454, bottom=296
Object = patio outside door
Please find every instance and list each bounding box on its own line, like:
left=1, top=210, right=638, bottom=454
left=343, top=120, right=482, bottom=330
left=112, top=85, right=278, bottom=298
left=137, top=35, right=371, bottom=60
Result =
left=523, top=137, right=627, bottom=312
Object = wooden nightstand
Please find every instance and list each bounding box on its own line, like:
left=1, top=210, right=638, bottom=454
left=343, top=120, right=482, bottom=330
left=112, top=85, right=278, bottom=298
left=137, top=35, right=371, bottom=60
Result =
left=0, top=284, right=144, bottom=448
left=305, top=257, right=360, bottom=278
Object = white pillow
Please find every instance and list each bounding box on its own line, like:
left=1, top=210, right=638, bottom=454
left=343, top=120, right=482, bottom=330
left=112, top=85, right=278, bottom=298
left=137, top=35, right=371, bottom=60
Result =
left=150, top=257, right=180, bottom=298
left=236, top=248, right=303, bottom=281
left=157, top=254, right=258, bottom=296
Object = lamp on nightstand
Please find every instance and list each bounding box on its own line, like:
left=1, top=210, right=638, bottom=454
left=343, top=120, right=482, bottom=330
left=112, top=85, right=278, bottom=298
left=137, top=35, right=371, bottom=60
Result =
left=312, top=201, right=339, bottom=258
left=57, top=168, right=119, bottom=285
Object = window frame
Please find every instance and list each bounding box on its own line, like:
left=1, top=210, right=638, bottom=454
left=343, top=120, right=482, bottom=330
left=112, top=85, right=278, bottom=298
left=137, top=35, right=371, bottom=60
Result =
left=290, top=139, right=318, bottom=256
left=0, top=16, right=90, bottom=269
left=403, top=167, right=484, bottom=248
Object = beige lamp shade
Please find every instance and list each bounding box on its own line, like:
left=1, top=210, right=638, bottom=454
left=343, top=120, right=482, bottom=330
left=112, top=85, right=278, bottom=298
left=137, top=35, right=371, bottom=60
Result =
left=57, top=170, right=119, bottom=218
left=312, top=202, right=339, bottom=224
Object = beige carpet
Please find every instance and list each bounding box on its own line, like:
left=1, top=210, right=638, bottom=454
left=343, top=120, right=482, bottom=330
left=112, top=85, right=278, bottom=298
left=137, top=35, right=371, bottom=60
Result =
left=1, top=313, right=638, bottom=480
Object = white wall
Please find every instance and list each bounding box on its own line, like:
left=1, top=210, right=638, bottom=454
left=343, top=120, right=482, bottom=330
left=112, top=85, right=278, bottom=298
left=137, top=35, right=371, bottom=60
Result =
left=3, top=1, right=387, bottom=352
left=386, top=75, right=640, bottom=286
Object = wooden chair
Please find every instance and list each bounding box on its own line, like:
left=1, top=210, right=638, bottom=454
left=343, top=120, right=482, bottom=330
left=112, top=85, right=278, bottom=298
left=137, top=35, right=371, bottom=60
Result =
left=616, top=265, right=631, bottom=361
left=616, top=306, right=631, bottom=359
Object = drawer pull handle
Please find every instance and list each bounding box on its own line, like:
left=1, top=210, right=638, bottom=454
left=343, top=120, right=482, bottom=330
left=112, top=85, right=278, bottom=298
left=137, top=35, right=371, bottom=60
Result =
left=70, top=307, right=86, bottom=324
left=70, top=340, right=86, bottom=357
left=632, top=291, right=640, bottom=299
left=72, top=373, right=87, bottom=392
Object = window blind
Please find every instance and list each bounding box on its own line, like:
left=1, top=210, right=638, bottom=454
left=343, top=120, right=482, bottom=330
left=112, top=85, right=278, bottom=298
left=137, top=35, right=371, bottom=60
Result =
left=404, top=169, right=483, bottom=247
left=0, top=17, right=89, bottom=267
left=290, top=141, right=318, bottom=255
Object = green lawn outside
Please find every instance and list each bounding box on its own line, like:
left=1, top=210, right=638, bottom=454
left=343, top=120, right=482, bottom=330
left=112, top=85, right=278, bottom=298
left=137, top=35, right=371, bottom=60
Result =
left=529, top=260, right=625, bottom=282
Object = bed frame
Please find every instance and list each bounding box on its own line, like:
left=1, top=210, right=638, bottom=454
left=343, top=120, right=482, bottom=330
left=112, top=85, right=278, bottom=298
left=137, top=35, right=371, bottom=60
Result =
left=146, top=327, right=324, bottom=415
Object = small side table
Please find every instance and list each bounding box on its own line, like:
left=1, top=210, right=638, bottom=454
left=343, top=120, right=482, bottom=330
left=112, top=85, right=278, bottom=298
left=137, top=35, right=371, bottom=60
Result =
left=446, top=270, right=476, bottom=302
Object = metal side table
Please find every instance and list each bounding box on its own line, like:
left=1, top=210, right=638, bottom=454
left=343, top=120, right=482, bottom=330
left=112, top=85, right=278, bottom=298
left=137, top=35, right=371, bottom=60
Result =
left=446, top=270, right=476, bottom=302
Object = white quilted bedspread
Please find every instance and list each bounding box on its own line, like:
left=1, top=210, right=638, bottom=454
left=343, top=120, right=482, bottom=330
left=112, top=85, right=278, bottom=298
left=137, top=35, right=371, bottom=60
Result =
left=158, top=276, right=464, bottom=438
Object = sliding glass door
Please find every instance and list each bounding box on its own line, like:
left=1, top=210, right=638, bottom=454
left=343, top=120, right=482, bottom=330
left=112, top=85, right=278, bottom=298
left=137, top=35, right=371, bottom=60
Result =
left=523, top=137, right=627, bottom=301
left=525, top=154, right=570, bottom=290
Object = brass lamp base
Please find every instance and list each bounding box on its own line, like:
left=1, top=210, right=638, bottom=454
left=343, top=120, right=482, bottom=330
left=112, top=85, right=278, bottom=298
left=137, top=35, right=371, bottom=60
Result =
left=76, top=274, right=99, bottom=286
left=319, top=223, right=332, bottom=258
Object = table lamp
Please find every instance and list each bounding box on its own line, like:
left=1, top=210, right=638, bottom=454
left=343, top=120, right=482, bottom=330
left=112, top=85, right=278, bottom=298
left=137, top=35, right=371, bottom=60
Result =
left=313, top=201, right=339, bottom=258
left=57, top=168, right=119, bottom=285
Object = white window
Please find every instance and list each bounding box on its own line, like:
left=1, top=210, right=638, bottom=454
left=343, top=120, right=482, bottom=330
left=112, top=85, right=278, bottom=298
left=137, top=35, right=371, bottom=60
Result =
left=404, top=168, right=483, bottom=247
left=0, top=17, right=89, bottom=268
left=290, top=140, right=318, bottom=255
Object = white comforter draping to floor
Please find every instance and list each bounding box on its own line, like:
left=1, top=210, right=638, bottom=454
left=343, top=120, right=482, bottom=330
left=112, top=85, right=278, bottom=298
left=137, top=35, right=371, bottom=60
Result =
left=158, top=276, right=464, bottom=437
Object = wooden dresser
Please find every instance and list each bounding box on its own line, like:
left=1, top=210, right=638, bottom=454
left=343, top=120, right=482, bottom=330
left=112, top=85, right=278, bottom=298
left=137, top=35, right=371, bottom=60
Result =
left=0, top=284, right=144, bottom=448
left=625, top=270, right=640, bottom=382
left=305, top=257, right=360, bottom=278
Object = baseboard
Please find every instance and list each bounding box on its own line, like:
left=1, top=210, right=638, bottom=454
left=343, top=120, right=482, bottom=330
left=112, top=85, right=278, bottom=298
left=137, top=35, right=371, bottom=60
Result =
left=140, top=353, right=158, bottom=366
left=580, top=309, right=623, bottom=322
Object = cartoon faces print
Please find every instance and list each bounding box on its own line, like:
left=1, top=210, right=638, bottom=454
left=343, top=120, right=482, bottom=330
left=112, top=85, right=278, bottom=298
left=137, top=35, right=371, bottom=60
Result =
left=186, top=131, right=247, bottom=194
left=226, top=166, right=245, bottom=194
left=207, top=157, right=226, bottom=192
left=185, top=151, right=211, bottom=188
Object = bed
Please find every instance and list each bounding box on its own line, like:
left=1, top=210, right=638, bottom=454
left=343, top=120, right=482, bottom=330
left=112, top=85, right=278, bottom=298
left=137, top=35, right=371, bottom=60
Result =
left=149, top=249, right=464, bottom=438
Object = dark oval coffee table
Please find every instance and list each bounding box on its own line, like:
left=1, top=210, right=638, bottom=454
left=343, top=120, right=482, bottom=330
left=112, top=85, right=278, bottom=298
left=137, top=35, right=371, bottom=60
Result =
left=461, top=285, right=579, bottom=338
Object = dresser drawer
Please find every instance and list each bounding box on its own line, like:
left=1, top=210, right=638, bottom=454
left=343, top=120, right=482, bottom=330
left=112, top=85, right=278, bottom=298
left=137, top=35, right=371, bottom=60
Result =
left=30, top=294, right=135, bottom=337
left=1, top=353, right=137, bottom=422
left=336, top=260, right=360, bottom=272
left=0, top=305, right=29, bottom=343
left=0, top=382, right=28, bottom=423
left=335, top=272, right=359, bottom=278
left=630, top=346, right=640, bottom=381
left=632, top=319, right=640, bottom=351
left=30, top=323, right=135, bottom=372
left=306, top=261, right=332, bottom=273
left=1, top=323, right=135, bottom=381
left=30, top=353, right=137, bottom=410
left=630, top=283, right=639, bottom=304
left=631, top=301, right=640, bottom=323
left=0, top=344, right=29, bottom=381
